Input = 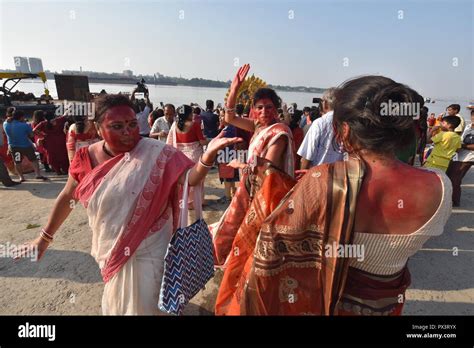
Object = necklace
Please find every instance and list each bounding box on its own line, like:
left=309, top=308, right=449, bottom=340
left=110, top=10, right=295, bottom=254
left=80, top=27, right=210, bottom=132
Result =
left=102, top=142, right=115, bottom=157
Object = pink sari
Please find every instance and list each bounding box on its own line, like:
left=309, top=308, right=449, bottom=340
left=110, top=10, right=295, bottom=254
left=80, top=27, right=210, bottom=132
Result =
left=210, top=122, right=295, bottom=266
left=70, top=138, right=194, bottom=314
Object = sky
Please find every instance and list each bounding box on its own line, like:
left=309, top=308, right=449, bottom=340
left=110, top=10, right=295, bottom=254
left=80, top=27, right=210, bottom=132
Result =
left=0, top=0, right=473, bottom=100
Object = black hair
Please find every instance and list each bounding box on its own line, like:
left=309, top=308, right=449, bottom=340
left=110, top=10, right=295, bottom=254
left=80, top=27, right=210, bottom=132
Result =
left=93, top=94, right=135, bottom=124
left=6, top=107, right=16, bottom=117
left=176, top=105, right=193, bottom=131
left=309, top=109, right=321, bottom=122
left=303, top=106, right=311, bottom=113
left=206, top=100, right=214, bottom=111
left=252, top=88, right=281, bottom=109
left=164, top=104, right=175, bottom=112
left=150, top=109, right=164, bottom=125
left=418, top=106, right=429, bottom=131
left=236, top=104, right=244, bottom=115
left=443, top=115, right=461, bottom=129
left=193, top=107, right=201, bottom=115
left=333, top=75, right=423, bottom=155
left=74, top=115, right=87, bottom=134
left=32, top=110, right=45, bottom=125
left=448, top=104, right=461, bottom=113
left=12, top=110, right=25, bottom=121
left=289, top=109, right=303, bottom=130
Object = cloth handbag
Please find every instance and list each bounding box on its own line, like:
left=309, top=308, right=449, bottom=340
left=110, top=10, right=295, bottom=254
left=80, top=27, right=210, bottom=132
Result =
left=158, top=170, right=215, bottom=315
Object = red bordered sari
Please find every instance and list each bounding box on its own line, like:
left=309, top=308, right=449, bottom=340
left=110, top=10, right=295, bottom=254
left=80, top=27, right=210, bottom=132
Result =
left=70, top=138, right=194, bottom=314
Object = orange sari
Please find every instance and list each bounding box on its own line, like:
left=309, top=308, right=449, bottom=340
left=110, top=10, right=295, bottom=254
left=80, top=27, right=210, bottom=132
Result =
left=210, top=122, right=294, bottom=266
left=217, top=157, right=410, bottom=315
left=215, top=163, right=296, bottom=315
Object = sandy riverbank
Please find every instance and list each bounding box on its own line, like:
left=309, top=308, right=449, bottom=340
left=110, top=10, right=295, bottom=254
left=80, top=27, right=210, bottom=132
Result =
left=0, top=168, right=473, bottom=315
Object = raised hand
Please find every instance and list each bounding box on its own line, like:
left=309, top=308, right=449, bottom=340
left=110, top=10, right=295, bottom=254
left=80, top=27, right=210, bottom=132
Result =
left=227, top=64, right=250, bottom=107
left=206, top=130, right=243, bottom=156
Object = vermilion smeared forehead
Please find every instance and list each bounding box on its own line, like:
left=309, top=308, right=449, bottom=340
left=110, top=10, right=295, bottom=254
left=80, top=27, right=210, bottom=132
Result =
left=253, top=98, right=274, bottom=107
left=102, top=105, right=136, bottom=123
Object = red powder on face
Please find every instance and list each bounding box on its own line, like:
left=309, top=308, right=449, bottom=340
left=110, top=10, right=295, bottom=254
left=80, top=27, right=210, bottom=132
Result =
left=251, top=98, right=278, bottom=127
left=100, top=105, right=141, bottom=153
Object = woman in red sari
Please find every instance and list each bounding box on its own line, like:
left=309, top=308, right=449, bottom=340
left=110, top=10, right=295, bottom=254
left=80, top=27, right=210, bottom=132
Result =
left=216, top=75, right=452, bottom=316
left=66, top=116, right=100, bottom=162
left=15, top=94, right=241, bottom=315
left=210, top=64, right=295, bottom=267
left=34, top=113, right=69, bottom=175
left=30, top=110, right=51, bottom=172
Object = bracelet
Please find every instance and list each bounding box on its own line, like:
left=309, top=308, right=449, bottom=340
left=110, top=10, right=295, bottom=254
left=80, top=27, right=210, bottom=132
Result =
left=41, top=228, right=54, bottom=240
left=39, top=231, right=53, bottom=244
left=199, top=156, right=213, bottom=169
left=224, top=106, right=236, bottom=112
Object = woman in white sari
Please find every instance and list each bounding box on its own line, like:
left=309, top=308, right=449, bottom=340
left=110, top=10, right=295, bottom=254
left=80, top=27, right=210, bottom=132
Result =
left=14, top=94, right=241, bottom=315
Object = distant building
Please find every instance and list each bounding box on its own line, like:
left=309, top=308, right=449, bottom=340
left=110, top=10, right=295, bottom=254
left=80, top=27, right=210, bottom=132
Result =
left=28, top=57, right=44, bottom=73
left=14, top=57, right=30, bottom=73
left=123, top=70, right=133, bottom=77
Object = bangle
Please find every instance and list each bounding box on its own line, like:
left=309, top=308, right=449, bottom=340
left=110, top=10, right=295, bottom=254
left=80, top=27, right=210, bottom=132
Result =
left=39, top=230, right=53, bottom=244
left=41, top=228, right=54, bottom=240
left=199, top=156, right=213, bottom=169
left=224, top=106, right=236, bottom=112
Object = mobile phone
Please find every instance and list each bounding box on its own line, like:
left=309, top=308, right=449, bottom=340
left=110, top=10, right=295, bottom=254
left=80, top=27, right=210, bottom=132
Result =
left=313, top=97, right=322, bottom=104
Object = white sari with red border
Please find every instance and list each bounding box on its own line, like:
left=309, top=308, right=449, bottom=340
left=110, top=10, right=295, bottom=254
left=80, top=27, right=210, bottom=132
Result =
left=74, top=138, right=194, bottom=315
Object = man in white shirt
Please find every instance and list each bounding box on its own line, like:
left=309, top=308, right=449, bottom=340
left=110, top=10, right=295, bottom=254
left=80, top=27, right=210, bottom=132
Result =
left=150, top=104, right=175, bottom=142
left=132, top=91, right=153, bottom=136
left=298, top=88, right=343, bottom=169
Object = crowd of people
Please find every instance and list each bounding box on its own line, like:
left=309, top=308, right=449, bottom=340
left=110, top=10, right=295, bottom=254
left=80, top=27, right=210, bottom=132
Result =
left=6, top=64, right=474, bottom=316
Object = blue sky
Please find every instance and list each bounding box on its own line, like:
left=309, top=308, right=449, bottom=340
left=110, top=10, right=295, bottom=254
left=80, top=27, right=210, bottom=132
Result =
left=0, top=0, right=472, bottom=99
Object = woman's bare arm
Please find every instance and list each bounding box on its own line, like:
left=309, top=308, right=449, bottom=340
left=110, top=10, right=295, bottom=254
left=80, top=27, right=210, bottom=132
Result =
left=225, top=112, right=255, bottom=132
left=14, top=175, right=78, bottom=260
left=224, top=64, right=255, bottom=132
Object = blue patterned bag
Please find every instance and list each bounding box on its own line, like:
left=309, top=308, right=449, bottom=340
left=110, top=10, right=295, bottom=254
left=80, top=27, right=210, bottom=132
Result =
left=158, top=170, right=215, bottom=315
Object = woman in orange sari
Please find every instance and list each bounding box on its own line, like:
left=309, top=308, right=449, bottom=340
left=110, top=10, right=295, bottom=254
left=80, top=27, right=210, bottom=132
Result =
left=210, top=64, right=295, bottom=267
left=217, top=75, right=452, bottom=316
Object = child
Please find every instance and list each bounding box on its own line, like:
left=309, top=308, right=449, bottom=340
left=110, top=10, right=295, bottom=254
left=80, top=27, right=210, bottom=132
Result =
left=423, top=116, right=462, bottom=172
